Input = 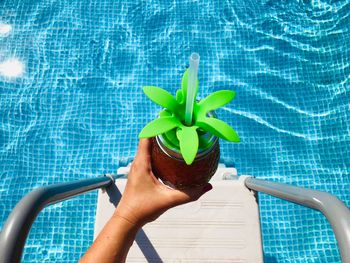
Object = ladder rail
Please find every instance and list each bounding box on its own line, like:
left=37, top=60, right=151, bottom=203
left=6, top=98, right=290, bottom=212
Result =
left=245, top=177, right=350, bottom=263
left=0, top=176, right=348, bottom=263
left=0, top=174, right=119, bottom=263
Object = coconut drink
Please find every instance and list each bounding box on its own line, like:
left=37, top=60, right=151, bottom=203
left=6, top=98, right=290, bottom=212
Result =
left=139, top=53, right=240, bottom=189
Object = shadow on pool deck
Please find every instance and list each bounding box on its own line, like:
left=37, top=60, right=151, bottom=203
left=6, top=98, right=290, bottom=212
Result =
left=105, top=183, right=163, bottom=263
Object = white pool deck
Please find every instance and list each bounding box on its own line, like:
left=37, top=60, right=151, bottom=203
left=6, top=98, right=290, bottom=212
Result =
left=94, top=165, right=263, bottom=263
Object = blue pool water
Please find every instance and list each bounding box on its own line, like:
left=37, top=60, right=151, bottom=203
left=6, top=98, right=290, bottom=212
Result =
left=0, top=0, right=349, bottom=262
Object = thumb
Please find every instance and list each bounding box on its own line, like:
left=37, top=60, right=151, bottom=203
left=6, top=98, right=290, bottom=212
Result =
left=169, top=183, right=213, bottom=207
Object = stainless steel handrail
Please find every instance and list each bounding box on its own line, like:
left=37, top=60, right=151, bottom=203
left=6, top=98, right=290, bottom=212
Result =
left=1, top=175, right=348, bottom=263
left=245, top=177, right=350, bottom=263
left=0, top=174, right=120, bottom=263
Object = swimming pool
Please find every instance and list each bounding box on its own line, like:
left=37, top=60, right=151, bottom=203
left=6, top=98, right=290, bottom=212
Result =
left=0, top=0, right=349, bottom=262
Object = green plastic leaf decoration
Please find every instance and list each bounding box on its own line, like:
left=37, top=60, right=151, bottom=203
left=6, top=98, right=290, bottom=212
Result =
left=143, top=86, right=179, bottom=112
left=164, top=129, right=180, bottom=148
left=176, top=89, right=183, bottom=104
left=159, top=109, right=172, bottom=118
left=196, top=117, right=240, bottom=142
left=139, top=66, right=240, bottom=165
left=179, top=69, right=199, bottom=104
left=176, top=126, right=199, bottom=165
left=139, top=116, right=180, bottom=138
left=198, top=90, right=236, bottom=114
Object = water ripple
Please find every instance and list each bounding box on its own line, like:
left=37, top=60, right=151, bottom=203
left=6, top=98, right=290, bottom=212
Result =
left=228, top=1, right=350, bottom=55
left=0, top=1, right=348, bottom=262
left=239, top=85, right=348, bottom=117
left=222, top=107, right=349, bottom=141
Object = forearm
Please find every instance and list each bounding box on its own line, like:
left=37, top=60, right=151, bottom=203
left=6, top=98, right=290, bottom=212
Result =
left=80, top=139, right=209, bottom=262
left=80, top=213, right=139, bottom=263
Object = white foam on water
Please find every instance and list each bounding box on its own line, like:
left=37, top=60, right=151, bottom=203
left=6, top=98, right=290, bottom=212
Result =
left=0, top=58, right=25, bottom=78
left=0, top=23, right=12, bottom=37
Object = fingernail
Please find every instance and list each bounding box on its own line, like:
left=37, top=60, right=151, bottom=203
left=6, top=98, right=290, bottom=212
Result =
left=203, top=184, right=213, bottom=193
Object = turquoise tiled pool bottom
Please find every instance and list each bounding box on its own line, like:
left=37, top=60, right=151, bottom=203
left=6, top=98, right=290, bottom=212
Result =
left=0, top=0, right=349, bottom=262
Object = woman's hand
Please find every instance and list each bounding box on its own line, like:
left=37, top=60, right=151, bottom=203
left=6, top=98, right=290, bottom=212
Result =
left=80, top=138, right=212, bottom=263
left=114, top=138, right=212, bottom=227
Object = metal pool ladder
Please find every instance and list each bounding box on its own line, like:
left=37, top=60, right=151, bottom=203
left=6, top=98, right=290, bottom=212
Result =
left=0, top=165, right=349, bottom=262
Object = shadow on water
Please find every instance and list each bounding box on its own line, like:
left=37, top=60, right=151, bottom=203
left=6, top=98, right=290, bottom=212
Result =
left=264, top=254, right=278, bottom=263
left=105, top=183, right=163, bottom=263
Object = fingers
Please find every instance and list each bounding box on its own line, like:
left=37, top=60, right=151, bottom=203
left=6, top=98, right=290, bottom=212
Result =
left=137, top=138, right=152, bottom=161
left=168, top=183, right=213, bottom=207
left=133, top=138, right=152, bottom=170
